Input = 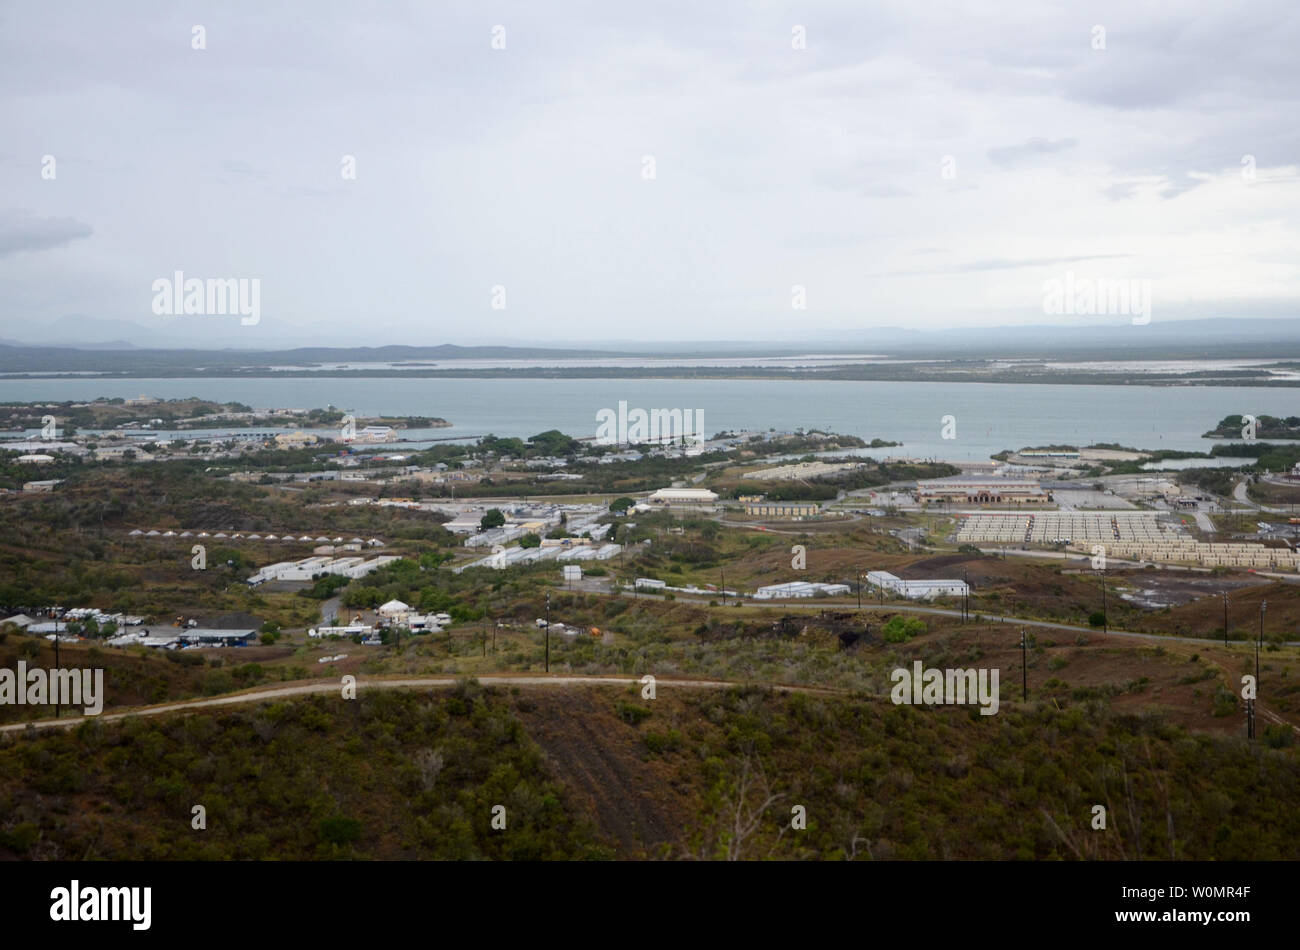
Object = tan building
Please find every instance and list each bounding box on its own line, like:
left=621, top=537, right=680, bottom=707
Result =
left=645, top=487, right=718, bottom=508
left=917, top=478, right=1050, bottom=505
left=744, top=502, right=821, bottom=518
left=275, top=430, right=320, bottom=448
left=23, top=479, right=62, bottom=493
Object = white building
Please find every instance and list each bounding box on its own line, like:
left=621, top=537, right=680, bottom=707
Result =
left=644, top=487, right=718, bottom=507
left=246, top=555, right=400, bottom=585
left=752, top=582, right=851, bottom=600
left=22, top=479, right=63, bottom=493
left=378, top=599, right=411, bottom=623
left=866, top=570, right=968, bottom=600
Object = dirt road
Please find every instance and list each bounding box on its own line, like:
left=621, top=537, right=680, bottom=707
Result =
left=0, top=674, right=840, bottom=734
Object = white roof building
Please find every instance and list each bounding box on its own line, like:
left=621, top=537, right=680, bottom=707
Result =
left=645, top=487, right=718, bottom=506
left=378, top=599, right=411, bottom=617
left=866, top=570, right=969, bottom=600
left=752, top=582, right=851, bottom=600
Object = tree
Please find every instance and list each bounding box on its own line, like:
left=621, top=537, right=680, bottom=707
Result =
left=610, top=496, right=635, bottom=513
left=480, top=508, right=506, bottom=530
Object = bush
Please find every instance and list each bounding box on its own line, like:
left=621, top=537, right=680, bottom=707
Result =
left=318, top=815, right=363, bottom=845
left=616, top=702, right=652, bottom=725
left=881, top=615, right=925, bottom=643
left=643, top=729, right=682, bottom=754
left=1088, top=612, right=1106, bottom=628
left=1263, top=724, right=1295, bottom=748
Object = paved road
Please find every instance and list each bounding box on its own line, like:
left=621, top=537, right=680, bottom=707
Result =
left=1233, top=479, right=1293, bottom=514
left=0, top=674, right=842, bottom=734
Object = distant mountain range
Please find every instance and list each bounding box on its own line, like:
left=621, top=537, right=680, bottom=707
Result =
left=2, top=316, right=1299, bottom=370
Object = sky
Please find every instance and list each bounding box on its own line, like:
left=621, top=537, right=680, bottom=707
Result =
left=1, top=0, right=1298, bottom=347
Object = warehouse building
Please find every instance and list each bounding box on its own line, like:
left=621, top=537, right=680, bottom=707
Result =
left=246, top=555, right=400, bottom=585
left=917, top=478, right=1050, bottom=505
left=866, top=570, right=969, bottom=600
left=644, top=487, right=719, bottom=508
left=753, top=581, right=851, bottom=599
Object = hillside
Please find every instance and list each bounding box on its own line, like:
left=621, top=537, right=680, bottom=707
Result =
left=2, top=678, right=1297, bottom=860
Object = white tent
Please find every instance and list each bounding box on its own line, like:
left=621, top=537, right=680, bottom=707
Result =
left=378, top=599, right=411, bottom=619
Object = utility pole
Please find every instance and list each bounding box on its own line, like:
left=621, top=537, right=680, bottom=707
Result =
left=1249, top=634, right=1259, bottom=741
left=857, top=573, right=862, bottom=610
left=720, top=567, right=725, bottom=605
left=544, top=590, right=550, bottom=673
left=1258, top=601, right=1265, bottom=690
left=1020, top=628, right=1028, bottom=702
left=53, top=622, right=60, bottom=720
left=1222, top=591, right=1229, bottom=646
left=1101, top=566, right=1108, bottom=635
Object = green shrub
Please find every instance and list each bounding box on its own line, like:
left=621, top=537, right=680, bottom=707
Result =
left=643, top=729, right=682, bottom=754
left=881, top=615, right=925, bottom=643
left=616, top=702, right=652, bottom=725
left=318, top=815, right=363, bottom=845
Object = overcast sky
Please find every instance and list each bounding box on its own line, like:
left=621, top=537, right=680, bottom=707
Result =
left=2, top=0, right=1298, bottom=347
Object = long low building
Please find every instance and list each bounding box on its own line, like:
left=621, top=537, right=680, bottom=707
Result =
left=753, top=581, right=851, bottom=599
left=247, top=555, right=400, bottom=584
left=743, top=502, right=821, bottom=518
left=644, top=487, right=718, bottom=507
left=866, top=570, right=969, bottom=599
left=458, top=543, right=622, bottom=572
left=107, top=628, right=257, bottom=649
left=917, top=478, right=1049, bottom=505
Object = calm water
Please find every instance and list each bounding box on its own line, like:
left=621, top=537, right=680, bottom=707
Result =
left=0, top=377, right=1295, bottom=462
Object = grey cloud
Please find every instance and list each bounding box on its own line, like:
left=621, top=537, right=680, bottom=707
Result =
left=987, top=137, right=1079, bottom=166
left=220, top=160, right=269, bottom=179
left=887, top=253, right=1131, bottom=277
left=0, top=213, right=93, bottom=256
